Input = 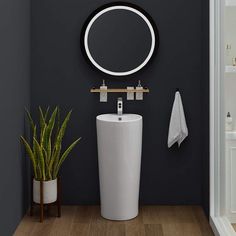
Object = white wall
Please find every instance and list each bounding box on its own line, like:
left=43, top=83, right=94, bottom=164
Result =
left=225, top=7, right=236, bottom=129
left=225, top=78, right=236, bottom=129
left=225, top=7, right=236, bottom=65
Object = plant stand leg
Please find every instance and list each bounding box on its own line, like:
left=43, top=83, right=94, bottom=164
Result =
left=57, top=177, right=61, bottom=217
left=40, top=180, right=44, bottom=222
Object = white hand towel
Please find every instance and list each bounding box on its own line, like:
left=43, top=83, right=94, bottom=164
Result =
left=168, top=91, right=188, bottom=148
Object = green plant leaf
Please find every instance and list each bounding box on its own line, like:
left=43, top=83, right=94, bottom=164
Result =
left=32, top=125, right=39, bottom=176
left=57, top=110, right=72, bottom=144
left=47, top=138, right=51, bottom=163
left=55, top=138, right=81, bottom=177
left=53, top=110, right=73, bottom=177
left=20, top=136, right=37, bottom=179
left=43, top=147, right=52, bottom=180
left=56, top=106, right=60, bottom=137
left=37, top=163, right=42, bottom=180
left=51, top=106, right=60, bottom=164
left=25, top=108, right=34, bottom=132
left=39, top=107, right=46, bottom=133
left=52, top=144, right=61, bottom=179
left=22, top=107, right=80, bottom=181
left=45, top=107, right=57, bottom=163
left=47, top=107, right=58, bottom=142
left=32, top=125, right=37, bottom=154
left=44, top=106, right=50, bottom=122
left=40, top=124, right=47, bottom=146
left=34, top=138, right=46, bottom=181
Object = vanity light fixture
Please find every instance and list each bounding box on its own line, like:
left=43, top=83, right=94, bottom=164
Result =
left=81, top=2, right=159, bottom=77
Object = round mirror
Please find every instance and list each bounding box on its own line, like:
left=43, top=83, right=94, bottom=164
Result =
left=82, top=3, right=158, bottom=77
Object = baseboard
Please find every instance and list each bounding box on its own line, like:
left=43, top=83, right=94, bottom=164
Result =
left=210, top=216, right=236, bottom=236
left=226, top=215, right=236, bottom=224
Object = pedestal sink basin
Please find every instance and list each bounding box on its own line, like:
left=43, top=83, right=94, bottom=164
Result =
left=96, top=114, right=143, bottom=220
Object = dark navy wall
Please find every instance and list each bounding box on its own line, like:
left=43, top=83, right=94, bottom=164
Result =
left=31, top=0, right=209, bottom=215
left=0, top=0, right=30, bottom=234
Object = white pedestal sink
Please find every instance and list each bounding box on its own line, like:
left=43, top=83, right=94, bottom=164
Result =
left=96, top=114, right=142, bottom=220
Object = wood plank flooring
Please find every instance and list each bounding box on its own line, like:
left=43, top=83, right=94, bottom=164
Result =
left=14, top=206, right=214, bottom=236
left=232, top=224, right=236, bottom=232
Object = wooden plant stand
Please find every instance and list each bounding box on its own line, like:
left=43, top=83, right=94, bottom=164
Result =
left=30, top=177, right=61, bottom=222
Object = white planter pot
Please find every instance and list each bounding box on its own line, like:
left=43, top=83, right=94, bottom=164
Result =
left=33, top=178, right=57, bottom=204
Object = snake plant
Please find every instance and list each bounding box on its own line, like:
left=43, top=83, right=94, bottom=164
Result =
left=20, top=107, right=81, bottom=181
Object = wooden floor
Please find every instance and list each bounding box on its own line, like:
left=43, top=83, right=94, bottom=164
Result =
left=14, top=206, right=214, bottom=236
left=232, top=224, right=236, bottom=232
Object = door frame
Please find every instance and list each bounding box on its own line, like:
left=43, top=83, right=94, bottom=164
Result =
left=210, top=0, right=236, bottom=235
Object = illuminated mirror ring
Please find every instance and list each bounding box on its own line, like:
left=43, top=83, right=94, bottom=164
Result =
left=82, top=2, right=159, bottom=77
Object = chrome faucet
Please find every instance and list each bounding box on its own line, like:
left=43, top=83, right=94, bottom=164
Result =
left=117, top=97, right=123, bottom=116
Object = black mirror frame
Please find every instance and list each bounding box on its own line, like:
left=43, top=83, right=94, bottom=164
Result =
left=80, top=2, right=159, bottom=77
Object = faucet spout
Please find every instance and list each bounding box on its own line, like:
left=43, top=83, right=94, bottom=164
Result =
left=117, top=97, right=123, bottom=116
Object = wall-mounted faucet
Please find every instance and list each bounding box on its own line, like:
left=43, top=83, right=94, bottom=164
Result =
left=117, top=97, right=123, bottom=116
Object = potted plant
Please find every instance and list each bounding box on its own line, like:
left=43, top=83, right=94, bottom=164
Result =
left=20, top=107, right=81, bottom=204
